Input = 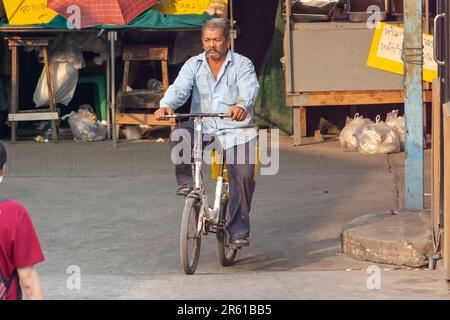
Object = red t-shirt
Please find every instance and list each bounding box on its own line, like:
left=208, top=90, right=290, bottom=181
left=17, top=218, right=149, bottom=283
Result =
left=0, top=198, right=45, bottom=300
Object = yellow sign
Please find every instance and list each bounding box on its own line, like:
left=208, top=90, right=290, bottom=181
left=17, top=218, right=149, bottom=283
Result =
left=367, top=22, right=437, bottom=83
left=153, top=0, right=228, bottom=15
left=3, top=0, right=57, bottom=25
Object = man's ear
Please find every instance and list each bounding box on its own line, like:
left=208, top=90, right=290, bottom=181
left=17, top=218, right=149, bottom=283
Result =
left=0, top=165, right=4, bottom=176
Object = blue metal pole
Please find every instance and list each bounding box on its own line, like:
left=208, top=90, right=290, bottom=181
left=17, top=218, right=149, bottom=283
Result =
left=404, top=0, right=424, bottom=210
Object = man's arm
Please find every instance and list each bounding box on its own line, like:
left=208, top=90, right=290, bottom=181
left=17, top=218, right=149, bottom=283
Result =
left=235, top=58, right=260, bottom=114
left=156, top=58, right=197, bottom=120
left=17, top=265, right=44, bottom=300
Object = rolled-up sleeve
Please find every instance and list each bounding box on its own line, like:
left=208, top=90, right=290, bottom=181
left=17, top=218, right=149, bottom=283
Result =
left=159, top=58, right=197, bottom=110
left=236, top=58, right=259, bottom=113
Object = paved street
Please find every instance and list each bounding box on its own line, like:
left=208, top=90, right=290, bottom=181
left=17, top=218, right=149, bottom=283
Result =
left=2, top=134, right=449, bottom=299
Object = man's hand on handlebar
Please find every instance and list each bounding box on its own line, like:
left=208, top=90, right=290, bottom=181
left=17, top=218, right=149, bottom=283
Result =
left=228, top=106, right=247, bottom=121
left=155, top=107, right=175, bottom=120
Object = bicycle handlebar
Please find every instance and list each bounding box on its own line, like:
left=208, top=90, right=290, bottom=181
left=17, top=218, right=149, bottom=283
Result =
left=162, top=113, right=230, bottom=119
left=161, top=113, right=258, bottom=131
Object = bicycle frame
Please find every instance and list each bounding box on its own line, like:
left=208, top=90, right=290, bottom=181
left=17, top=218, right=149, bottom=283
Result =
left=192, top=116, right=223, bottom=227
left=164, top=113, right=230, bottom=228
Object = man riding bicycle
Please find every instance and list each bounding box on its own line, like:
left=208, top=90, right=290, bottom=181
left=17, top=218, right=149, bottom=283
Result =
left=155, top=18, right=259, bottom=248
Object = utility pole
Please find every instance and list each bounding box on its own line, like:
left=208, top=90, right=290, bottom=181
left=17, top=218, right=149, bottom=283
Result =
left=404, top=0, right=424, bottom=210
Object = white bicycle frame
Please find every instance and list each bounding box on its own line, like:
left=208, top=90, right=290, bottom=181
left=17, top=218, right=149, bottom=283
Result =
left=192, top=116, right=223, bottom=230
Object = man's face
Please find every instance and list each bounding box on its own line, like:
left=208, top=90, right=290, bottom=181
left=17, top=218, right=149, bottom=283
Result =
left=202, top=27, right=230, bottom=61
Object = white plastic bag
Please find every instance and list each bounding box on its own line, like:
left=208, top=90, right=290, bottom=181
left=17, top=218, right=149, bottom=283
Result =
left=33, top=35, right=85, bottom=107
left=61, top=105, right=106, bottom=142
left=357, top=115, right=401, bottom=154
left=339, top=113, right=373, bottom=151
left=33, top=62, right=79, bottom=107
left=385, top=110, right=405, bottom=150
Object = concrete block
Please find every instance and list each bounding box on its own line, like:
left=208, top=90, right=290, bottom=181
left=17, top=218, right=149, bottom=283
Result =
left=342, top=211, right=434, bottom=267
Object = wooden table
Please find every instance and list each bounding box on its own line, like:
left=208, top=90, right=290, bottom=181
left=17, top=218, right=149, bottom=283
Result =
left=5, top=36, right=59, bottom=143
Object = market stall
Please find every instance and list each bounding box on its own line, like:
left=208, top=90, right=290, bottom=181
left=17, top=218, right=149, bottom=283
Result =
left=0, top=0, right=225, bottom=144
left=283, top=0, right=436, bottom=146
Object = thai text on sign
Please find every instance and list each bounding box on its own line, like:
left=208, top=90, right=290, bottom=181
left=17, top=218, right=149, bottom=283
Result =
left=367, top=22, right=437, bottom=83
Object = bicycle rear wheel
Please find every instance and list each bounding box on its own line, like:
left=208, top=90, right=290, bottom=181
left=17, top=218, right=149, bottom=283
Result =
left=180, top=197, right=202, bottom=274
left=216, top=198, right=237, bottom=266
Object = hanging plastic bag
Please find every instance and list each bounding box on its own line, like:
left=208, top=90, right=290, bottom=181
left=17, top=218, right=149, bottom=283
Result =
left=33, top=36, right=85, bottom=107
left=357, top=115, right=401, bottom=154
left=339, top=113, right=373, bottom=151
left=385, top=110, right=405, bottom=150
left=61, top=105, right=106, bottom=142
left=33, top=62, right=79, bottom=107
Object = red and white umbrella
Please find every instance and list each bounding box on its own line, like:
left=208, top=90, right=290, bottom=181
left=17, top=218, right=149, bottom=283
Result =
left=47, top=0, right=159, bottom=28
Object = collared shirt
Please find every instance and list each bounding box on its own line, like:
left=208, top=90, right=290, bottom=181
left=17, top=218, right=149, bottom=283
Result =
left=159, top=50, right=259, bottom=149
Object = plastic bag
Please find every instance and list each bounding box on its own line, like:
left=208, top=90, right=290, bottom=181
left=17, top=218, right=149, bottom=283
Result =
left=339, top=113, right=372, bottom=151
left=357, top=115, right=401, bottom=154
left=33, top=62, right=79, bottom=107
left=49, top=44, right=85, bottom=70
left=33, top=35, right=86, bottom=107
left=385, top=110, right=405, bottom=150
left=61, top=105, right=107, bottom=142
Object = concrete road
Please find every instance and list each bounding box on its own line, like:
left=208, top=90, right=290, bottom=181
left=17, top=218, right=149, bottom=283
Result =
left=2, top=135, right=449, bottom=299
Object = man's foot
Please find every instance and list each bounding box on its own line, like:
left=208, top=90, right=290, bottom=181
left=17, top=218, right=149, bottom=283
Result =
left=176, top=184, right=194, bottom=196
left=232, top=238, right=249, bottom=248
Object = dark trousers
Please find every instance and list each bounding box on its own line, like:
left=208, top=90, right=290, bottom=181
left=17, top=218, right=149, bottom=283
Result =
left=170, top=120, right=256, bottom=240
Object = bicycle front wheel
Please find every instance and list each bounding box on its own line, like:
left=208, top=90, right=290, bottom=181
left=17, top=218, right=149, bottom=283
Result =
left=180, top=197, right=202, bottom=274
left=216, top=198, right=237, bottom=266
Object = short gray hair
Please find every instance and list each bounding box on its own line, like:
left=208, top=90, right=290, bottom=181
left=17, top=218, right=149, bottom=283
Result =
left=202, top=18, right=230, bottom=39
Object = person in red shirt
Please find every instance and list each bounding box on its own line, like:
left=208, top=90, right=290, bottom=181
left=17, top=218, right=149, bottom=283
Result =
left=0, top=141, right=45, bottom=300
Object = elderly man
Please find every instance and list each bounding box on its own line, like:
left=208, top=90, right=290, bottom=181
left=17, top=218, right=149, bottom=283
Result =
left=0, top=141, right=45, bottom=300
left=155, top=18, right=259, bottom=248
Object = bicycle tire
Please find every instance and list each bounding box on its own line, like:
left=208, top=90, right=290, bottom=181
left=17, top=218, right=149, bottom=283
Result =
left=180, top=197, right=202, bottom=274
left=216, top=198, right=237, bottom=266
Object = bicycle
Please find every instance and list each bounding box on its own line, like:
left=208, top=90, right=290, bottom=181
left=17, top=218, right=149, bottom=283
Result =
left=163, top=112, right=256, bottom=275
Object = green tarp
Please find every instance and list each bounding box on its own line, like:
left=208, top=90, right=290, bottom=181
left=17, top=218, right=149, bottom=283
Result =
left=0, top=9, right=211, bottom=29
left=255, top=1, right=292, bottom=135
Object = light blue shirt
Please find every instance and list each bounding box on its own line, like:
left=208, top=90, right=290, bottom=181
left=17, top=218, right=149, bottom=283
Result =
left=159, top=50, right=259, bottom=149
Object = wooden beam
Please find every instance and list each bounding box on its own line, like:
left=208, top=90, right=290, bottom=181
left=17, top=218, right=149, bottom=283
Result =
left=286, top=90, right=433, bottom=107
left=7, top=38, right=50, bottom=47
left=8, top=112, right=59, bottom=122
left=293, top=107, right=302, bottom=146
left=115, top=113, right=174, bottom=126
left=10, top=45, right=18, bottom=144
left=442, top=102, right=450, bottom=280
left=431, top=79, right=442, bottom=250
left=43, top=46, right=58, bottom=143
left=122, top=46, right=168, bottom=61
left=300, top=107, right=307, bottom=138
